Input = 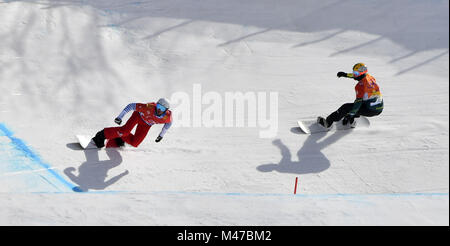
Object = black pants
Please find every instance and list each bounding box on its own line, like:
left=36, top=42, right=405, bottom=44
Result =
left=326, top=103, right=382, bottom=125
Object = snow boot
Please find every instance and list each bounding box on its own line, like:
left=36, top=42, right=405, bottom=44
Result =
left=92, top=130, right=106, bottom=148
left=114, top=137, right=125, bottom=147
left=317, top=116, right=332, bottom=129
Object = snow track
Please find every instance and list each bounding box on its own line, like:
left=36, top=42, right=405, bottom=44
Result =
left=0, top=0, right=448, bottom=225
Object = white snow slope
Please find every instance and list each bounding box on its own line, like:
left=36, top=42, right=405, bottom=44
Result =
left=0, top=0, right=448, bottom=225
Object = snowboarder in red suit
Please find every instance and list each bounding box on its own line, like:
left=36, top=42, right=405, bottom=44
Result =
left=92, top=98, right=172, bottom=148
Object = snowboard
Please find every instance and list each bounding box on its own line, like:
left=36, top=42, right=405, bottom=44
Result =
left=297, top=116, right=370, bottom=134
left=76, top=135, right=98, bottom=149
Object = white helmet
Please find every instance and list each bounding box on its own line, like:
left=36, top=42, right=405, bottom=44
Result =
left=157, top=98, right=170, bottom=110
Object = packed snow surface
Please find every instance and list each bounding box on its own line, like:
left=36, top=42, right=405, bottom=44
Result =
left=0, top=0, right=448, bottom=225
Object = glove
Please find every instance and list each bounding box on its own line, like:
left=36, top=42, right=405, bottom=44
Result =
left=337, top=71, right=347, bottom=78
left=155, top=136, right=163, bottom=143
left=342, top=114, right=355, bottom=125
left=114, top=117, right=122, bottom=125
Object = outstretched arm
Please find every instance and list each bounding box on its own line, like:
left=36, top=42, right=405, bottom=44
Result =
left=159, top=122, right=172, bottom=137
left=337, top=72, right=354, bottom=78
left=155, top=122, right=172, bottom=142
left=115, top=103, right=137, bottom=124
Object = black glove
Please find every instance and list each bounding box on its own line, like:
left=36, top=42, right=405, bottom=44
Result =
left=114, top=117, right=122, bottom=125
left=155, top=136, right=163, bottom=142
left=342, top=114, right=355, bottom=125
left=337, top=71, right=347, bottom=78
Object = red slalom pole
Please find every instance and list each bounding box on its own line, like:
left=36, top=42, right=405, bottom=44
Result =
left=294, top=177, right=298, bottom=194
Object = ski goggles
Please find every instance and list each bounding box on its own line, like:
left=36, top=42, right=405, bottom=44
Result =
left=353, top=70, right=366, bottom=77
left=156, top=103, right=167, bottom=112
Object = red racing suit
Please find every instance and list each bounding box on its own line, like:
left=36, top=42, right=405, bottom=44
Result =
left=104, top=102, right=172, bottom=147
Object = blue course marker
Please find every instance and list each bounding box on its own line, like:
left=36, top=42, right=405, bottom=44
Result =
left=0, top=123, right=79, bottom=192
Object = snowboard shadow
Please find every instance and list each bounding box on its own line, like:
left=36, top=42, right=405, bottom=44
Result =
left=64, top=148, right=128, bottom=192
left=66, top=142, right=84, bottom=150
left=257, top=130, right=350, bottom=174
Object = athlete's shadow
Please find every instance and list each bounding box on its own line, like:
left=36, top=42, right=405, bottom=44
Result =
left=257, top=129, right=350, bottom=174
left=64, top=148, right=128, bottom=192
